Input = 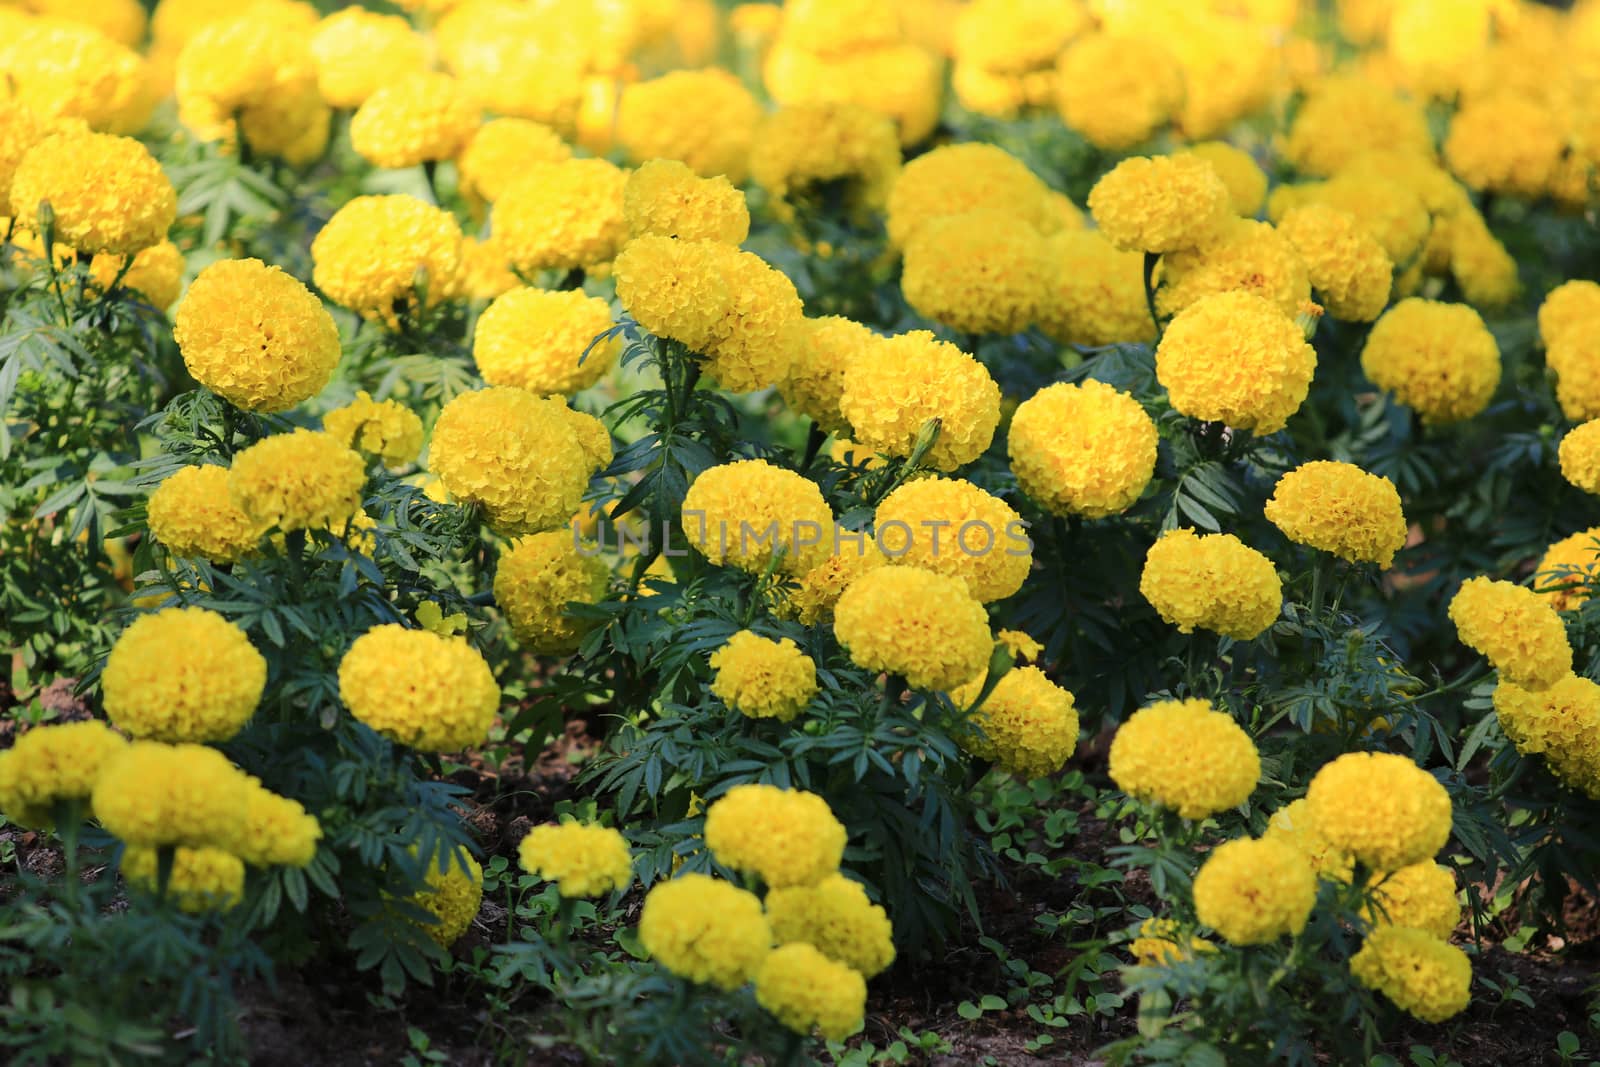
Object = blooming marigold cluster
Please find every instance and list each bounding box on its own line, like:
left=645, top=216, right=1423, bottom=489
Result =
left=174, top=258, right=341, bottom=413
left=638, top=873, right=773, bottom=989
left=338, top=625, right=500, bottom=752
left=1087, top=154, right=1232, bottom=255
left=1491, top=677, right=1600, bottom=798
left=617, top=69, right=761, bottom=183
left=1364, top=862, right=1460, bottom=940
left=1539, top=280, right=1600, bottom=350
left=884, top=142, right=1055, bottom=249
left=518, top=822, right=633, bottom=898
left=762, top=31, right=942, bottom=148
left=228, top=430, right=366, bottom=533
left=473, top=287, right=619, bottom=397
left=3, top=20, right=151, bottom=136
left=875, top=477, right=1030, bottom=603
left=1108, top=698, right=1260, bottom=820
left=1155, top=291, right=1317, bottom=435
left=1264, top=461, right=1407, bottom=569
left=92, top=741, right=250, bottom=849
left=779, top=316, right=880, bottom=436
left=1264, top=798, right=1355, bottom=883
left=411, top=848, right=484, bottom=947
left=622, top=159, right=750, bottom=245
left=1276, top=205, right=1393, bottom=323
left=1350, top=927, right=1472, bottom=1023
left=1129, top=918, right=1215, bottom=967
left=492, top=158, right=629, bottom=274
left=709, top=631, right=819, bottom=723
left=0, top=721, right=128, bottom=829
left=700, top=247, right=805, bottom=392
left=958, top=665, right=1080, bottom=781
left=704, top=784, right=846, bottom=889
left=833, top=565, right=993, bottom=692
left=747, top=103, right=901, bottom=218
left=102, top=608, right=265, bottom=744
left=308, top=8, right=429, bottom=109
left=765, top=873, right=895, bottom=978
left=1360, top=299, right=1501, bottom=424
left=1008, top=381, right=1157, bottom=519
left=1444, top=93, right=1563, bottom=200
left=1192, top=837, right=1317, bottom=945
left=1560, top=422, right=1600, bottom=496
left=901, top=209, right=1049, bottom=335
left=236, top=776, right=322, bottom=868
left=1036, top=231, right=1155, bottom=347
left=147, top=465, right=266, bottom=563
left=350, top=72, right=480, bottom=169
left=90, top=240, right=186, bottom=310
left=680, top=459, right=833, bottom=576
left=11, top=132, right=175, bottom=256
left=613, top=236, right=732, bottom=352
left=429, top=388, right=610, bottom=535
left=1448, top=208, right=1520, bottom=312
left=1054, top=33, right=1182, bottom=151
left=494, top=531, right=610, bottom=655
left=755, top=942, right=867, bottom=1042
left=456, top=118, right=573, bottom=207
left=1304, top=752, right=1453, bottom=872
left=1140, top=529, right=1282, bottom=641
left=1156, top=220, right=1310, bottom=320
left=838, top=331, right=1000, bottom=472
left=1535, top=528, right=1600, bottom=612
left=312, top=195, right=463, bottom=324
left=1448, top=576, right=1572, bottom=692
left=1273, top=174, right=1432, bottom=268
left=1546, top=331, right=1600, bottom=422
left=322, top=391, right=423, bottom=468
left=122, top=845, right=245, bottom=913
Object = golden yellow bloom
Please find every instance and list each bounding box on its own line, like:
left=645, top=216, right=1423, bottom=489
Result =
left=839, top=331, right=1000, bottom=471
left=772, top=538, right=887, bottom=626
left=705, top=784, right=846, bottom=888
left=228, top=429, right=366, bottom=533
left=10, top=132, right=174, bottom=256
left=1193, top=837, right=1316, bottom=945
left=24, top=0, right=147, bottom=48
left=638, top=873, right=772, bottom=989
left=957, top=665, right=1079, bottom=780
left=1036, top=231, right=1156, bottom=346
left=350, top=72, right=480, bottom=169
left=175, top=12, right=327, bottom=163
left=494, top=531, right=609, bottom=655
left=175, top=258, right=341, bottom=412
left=617, top=69, right=761, bottom=183
left=89, top=240, right=186, bottom=310
left=1450, top=576, right=1572, bottom=692
left=1277, top=173, right=1431, bottom=267
left=613, top=236, right=732, bottom=351
left=1008, top=381, right=1155, bottom=519
left=699, top=249, right=805, bottom=393
left=884, top=142, right=1053, bottom=249
left=1304, top=751, right=1452, bottom=872
left=455, top=237, right=520, bottom=302
left=0, top=99, right=51, bottom=207
left=147, top=465, right=266, bottom=563
left=1276, top=205, right=1393, bottom=323
left=1360, top=299, right=1500, bottom=424
left=1282, top=76, right=1434, bottom=178
left=309, top=8, right=428, bottom=109
left=93, top=741, right=250, bottom=849
left=492, top=158, right=628, bottom=273
left=122, top=845, right=245, bottom=913
left=1140, top=528, right=1282, bottom=640
left=1129, top=918, right=1215, bottom=966
left=748, top=103, right=901, bottom=218
left=1535, top=527, right=1600, bottom=612
left=1539, top=280, right=1600, bottom=350
left=1108, top=698, right=1260, bottom=819
left=833, top=565, right=992, bottom=691
left=765, top=872, right=895, bottom=978
left=322, top=391, right=424, bottom=469
left=1350, top=927, right=1471, bottom=1024
left=763, top=39, right=943, bottom=147
left=680, top=459, right=833, bottom=576
left=1055, top=34, right=1183, bottom=151
left=234, top=776, right=321, bottom=867
left=1561, top=422, right=1600, bottom=496
left=456, top=119, right=572, bottom=208
left=1156, top=219, right=1311, bottom=319
left=779, top=317, right=881, bottom=436
left=1492, top=676, right=1600, bottom=797
left=902, top=209, right=1049, bottom=335
left=0, top=721, right=128, bottom=829
left=102, top=608, right=265, bottom=744
left=1264, top=798, right=1354, bottom=883
left=1156, top=291, right=1317, bottom=435
left=755, top=942, right=866, bottom=1042
left=710, top=631, right=819, bottom=723
left=410, top=848, right=483, bottom=947
left=312, top=195, right=462, bottom=323
left=1444, top=93, right=1562, bottom=200
left=2, top=21, right=152, bottom=135
left=473, top=288, right=619, bottom=396
left=1365, top=862, right=1460, bottom=939
left=338, top=624, right=499, bottom=752
left=1388, top=0, right=1489, bottom=97
left=1264, top=461, right=1407, bottom=568
left=1088, top=154, right=1233, bottom=255
left=874, top=476, right=1030, bottom=603
left=622, top=159, right=749, bottom=245
left=1546, top=330, right=1600, bottom=423
left=1163, top=11, right=1276, bottom=139
left=518, top=822, right=633, bottom=898
left=1448, top=207, right=1519, bottom=311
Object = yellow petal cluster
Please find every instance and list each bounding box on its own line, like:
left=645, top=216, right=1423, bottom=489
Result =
left=122, top=845, right=245, bottom=913
left=748, top=103, right=901, bottom=216
left=754, top=942, right=866, bottom=1042
left=884, top=142, right=1054, bottom=249
left=1156, top=291, right=1317, bottom=435
left=312, top=195, right=462, bottom=323
left=1264, top=461, right=1407, bottom=568
left=622, top=159, right=750, bottom=245
left=1055, top=34, right=1183, bottom=151
left=92, top=741, right=250, bottom=849
left=1491, top=676, right=1600, bottom=798
left=833, top=565, right=992, bottom=692
left=411, top=848, right=483, bottom=947
left=1535, top=528, right=1600, bottom=612
left=322, top=391, right=424, bottom=468
left=147, top=465, right=266, bottom=563
left=1264, top=798, right=1355, bottom=883
left=1561, top=422, right=1600, bottom=496
left=1276, top=205, right=1393, bottom=323
left=1448, top=576, right=1572, bottom=692
left=1139, top=528, right=1282, bottom=640
left=874, top=476, right=1030, bottom=603
left=680, top=459, right=834, bottom=576
left=1008, top=381, right=1157, bottom=519
left=236, top=776, right=322, bottom=867
left=1360, top=299, right=1501, bottom=424
left=958, top=665, right=1080, bottom=780
left=494, top=531, right=610, bottom=655
left=704, top=783, right=845, bottom=888
left=1304, top=751, right=1453, bottom=872
left=10, top=132, right=175, bottom=256
left=617, top=68, right=761, bottom=183
left=1087, top=154, right=1232, bottom=255
left=901, top=209, right=1049, bottom=335
left=765, top=872, right=895, bottom=978
left=709, top=631, right=820, bottom=723
left=337, top=624, right=500, bottom=752
left=1036, top=231, right=1156, bottom=347
left=308, top=8, right=429, bottom=109
left=779, top=316, right=880, bottom=436
left=102, top=608, right=265, bottom=744
left=518, top=822, right=633, bottom=898
left=473, top=288, right=619, bottom=396
left=1108, top=698, right=1260, bottom=820
left=456, top=118, right=573, bottom=206
left=838, top=331, right=1000, bottom=471
left=492, top=158, right=628, bottom=274
left=349, top=72, right=480, bottom=169
left=1156, top=219, right=1311, bottom=320
left=638, top=873, right=772, bottom=989
left=1364, top=862, right=1460, bottom=940
left=1350, top=927, right=1471, bottom=1024
left=227, top=429, right=366, bottom=533
left=0, top=721, right=129, bottom=829
left=1192, top=836, right=1316, bottom=945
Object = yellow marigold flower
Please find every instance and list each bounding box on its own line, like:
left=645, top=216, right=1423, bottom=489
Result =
left=1536, top=527, right=1600, bottom=612
left=639, top=873, right=772, bottom=989
left=1129, top=917, right=1216, bottom=966
left=617, top=69, right=761, bottom=183
left=1140, top=528, right=1283, bottom=640
left=780, top=317, right=880, bottom=437
left=1282, top=76, right=1434, bottom=178
left=1547, top=331, right=1600, bottom=423
left=1448, top=208, right=1519, bottom=311
left=102, top=608, right=265, bottom=744
left=1350, top=927, right=1471, bottom=1024
left=1009, top=381, right=1155, bottom=519
left=1388, top=0, right=1489, bottom=97
left=772, top=538, right=887, bottom=626
left=1561, top=422, right=1600, bottom=496
left=700, top=248, right=805, bottom=393
left=89, top=240, right=186, bottom=310
left=884, top=142, right=1054, bottom=249
left=1264, top=798, right=1354, bottom=883
left=233, top=776, right=321, bottom=867
left=959, top=665, right=1079, bottom=780
left=775, top=0, right=900, bottom=54
left=456, top=236, right=520, bottom=302
left=492, top=158, right=628, bottom=274
left=1054, top=33, right=1183, bottom=151
left=1449, top=576, right=1572, bottom=692
left=322, top=391, right=423, bottom=469
left=755, top=942, right=866, bottom=1042
left=748, top=103, right=901, bottom=217
left=309, top=8, right=429, bottom=109
left=457, top=119, right=572, bottom=207
left=1540, top=281, right=1600, bottom=350
left=952, top=0, right=1086, bottom=74
left=312, top=195, right=462, bottom=323
left=1088, top=153, right=1232, bottom=255
left=874, top=476, right=1031, bottom=603
left=1276, top=205, right=1393, bottom=323
left=1360, top=299, right=1500, bottom=424
left=410, top=848, right=483, bottom=947
left=2, top=21, right=152, bottom=135
left=1444, top=93, right=1562, bottom=200
left=1193, top=836, right=1316, bottom=945
left=92, top=741, right=250, bottom=848
left=0, top=721, right=128, bottom=829
left=901, top=209, right=1049, bottom=335
left=765, top=872, right=895, bottom=978
left=833, top=565, right=992, bottom=692
left=148, top=465, right=266, bottom=563
left=0, top=99, right=51, bottom=207
left=494, top=531, right=609, bottom=655
left=174, top=258, right=340, bottom=413
left=350, top=72, right=480, bottom=169
left=1181, top=142, right=1267, bottom=218
left=1108, top=698, right=1259, bottom=819
left=175, top=12, right=327, bottom=163
left=338, top=624, right=499, bottom=752
left=438, top=11, right=584, bottom=134
left=1492, top=676, right=1600, bottom=797
left=10, top=132, right=173, bottom=256
left=839, top=331, right=1000, bottom=471
left=25, top=0, right=147, bottom=48
left=228, top=429, right=366, bottom=533
left=762, top=39, right=942, bottom=147
left=622, top=159, right=749, bottom=246
left=680, top=459, right=834, bottom=576
left=1156, top=219, right=1311, bottom=320
left=1036, top=231, right=1155, bottom=347
left=473, top=288, right=619, bottom=397
left=518, top=822, right=633, bottom=898
left=1264, top=461, right=1407, bottom=569
left=1156, top=291, right=1317, bottom=435
left=1304, top=751, right=1452, bottom=871
left=1279, top=174, right=1431, bottom=268
left=996, top=629, right=1042, bottom=663
left=1365, top=862, right=1460, bottom=939
left=710, top=631, right=819, bottom=723
left=613, top=236, right=732, bottom=352
left=122, top=845, right=245, bottom=913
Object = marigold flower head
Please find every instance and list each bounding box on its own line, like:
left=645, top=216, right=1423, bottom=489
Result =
left=839, top=331, right=1000, bottom=471
left=1350, top=927, right=1471, bottom=1023
left=748, top=103, right=901, bottom=218
left=680, top=459, right=834, bottom=576
left=1282, top=77, right=1434, bottom=178
left=473, top=288, right=619, bottom=397
left=519, top=822, right=633, bottom=897
left=1156, top=219, right=1311, bottom=320
left=1535, top=528, right=1600, bottom=613
left=1276, top=205, right=1393, bottom=322
left=234, top=776, right=321, bottom=867
left=884, top=142, right=1054, bottom=249
left=874, top=476, right=1030, bottom=603
left=1140, top=528, right=1282, bottom=640
left=1364, top=862, right=1460, bottom=940
left=613, top=236, right=732, bottom=352
left=755, top=942, right=866, bottom=1042
left=89, top=240, right=186, bottom=310
left=774, top=0, right=900, bottom=54
left=312, top=195, right=462, bottom=324
left=492, top=158, right=628, bottom=274
left=122, top=845, right=245, bottom=913
left=616, top=69, right=760, bottom=183
left=772, top=538, right=888, bottom=626
left=494, top=531, right=609, bottom=655
left=833, top=565, right=992, bottom=691
left=228, top=429, right=366, bottom=533
left=322, top=391, right=423, bottom=469
left=1193, top=836, right=1316, bottom=945
left=623, top=159, right=749, bottom=245
left=902, top=209, right=1049, bottom=335
left=1561, top=422, right=1600, bottom=496
left=710, top=631, right=819, bottom=723
left=1448, top=208, right=1519, bottom=312
left=1492, top=676, right=1600, bottom=797
left=1182, top=142, right=1267, bottom=218
left=0, top=99, right=52, bottom=207
left=1054, top=34, right=1182, bottom=151
left=410, top=847, right=483, bottom=946
left=24, top=0, right=147, bottom=48
left=1361, top=299, right=1500, bottom=424
left=959, top=665, right=1079, bottom=780
left=704, top=784, right=845, bottom=889
left=779, top=316, right=881, bottom=436
left=1279, top=173, right=1431, bottom=267
left=455, top=237, right=520, bottom=302
left=175, top=12, right=327, bottom=163
left=338, top=625, right=499, bottom=752
left=429, top=388, right=609, bottom=535
left=3, top=21, right=152, bottom=135
left=309, top=8, right=429, bottom=109
left=1449, top=576, right=1572, bottom=691
left=762, top=40, right=942, bottom=147
left=700, top=249, right=805, bottom=392
left=0, top=721, right=128, bottom=829
left=1545, top=329, right=1600, bottom=422
left=1264, top=798, right=1355, bottom=883
left=1108, top=698, right=1259, bottom=819
left=1129, top=918, right=1215, bottom=966
left=1540, top=280, right=1600, bottom=350
left=1264, top=461, right=1407, bottom=568
left=1088, top=154, right=1232, bottom=255
left=350, top=72, right=480, bottom=169
left=1304, top=751, right=1453, bottom=871
left=1036, top=230, right=1155, bottom=346
left=1156, top=291, right=1317, bottom=435
left=1008, top=380, right=1156, bottom=519
left=92, top=741, right=250, bottom=849
left=1444, top=93, right=1562, bottom=200
left=148, top=465, right=266, bottom=563
left=456, top=119, right=573, bottom=209
left=765, top=872, right=895, bottom=978
left=10, top=132, right=174, bottom=256
left=640, top=873, right=771, bottom=988
left=102, top=608, right=265, bottom=744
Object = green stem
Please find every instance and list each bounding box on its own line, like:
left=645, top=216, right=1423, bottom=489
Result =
left=421, top=159, right=442, bottom=206
left=797, top=420, right=826, bottom=472
left=1142, top=251, right=1162, bottom=340
left=1309, top=555, right=1330, bottom=620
